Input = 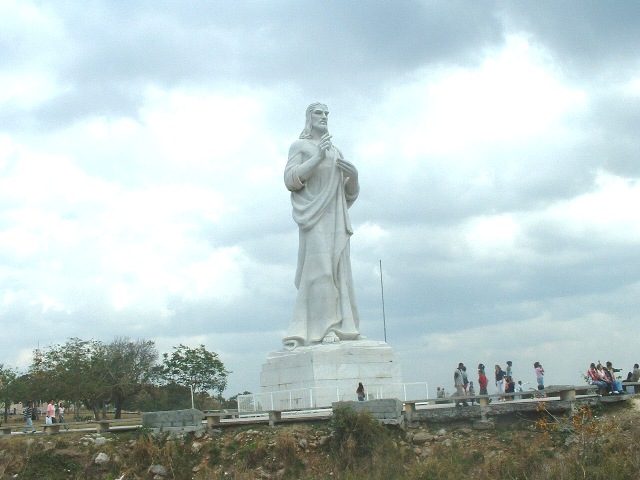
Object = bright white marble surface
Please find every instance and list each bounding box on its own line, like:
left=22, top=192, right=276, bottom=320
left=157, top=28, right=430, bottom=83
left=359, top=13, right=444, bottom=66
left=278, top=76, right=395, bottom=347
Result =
left=261, top=340, right=404, bottom=403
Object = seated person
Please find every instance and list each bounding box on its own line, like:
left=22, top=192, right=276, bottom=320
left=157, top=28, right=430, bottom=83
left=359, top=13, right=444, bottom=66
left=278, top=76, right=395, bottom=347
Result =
left=633, top=363, right=640, bottom=382
left=597, top=364, right=621, bottom=394
left=587, top=363, right=609, bottom=392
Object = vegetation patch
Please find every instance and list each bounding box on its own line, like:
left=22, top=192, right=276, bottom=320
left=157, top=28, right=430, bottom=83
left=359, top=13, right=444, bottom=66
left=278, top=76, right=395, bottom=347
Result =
left=0, top=399, right=639, bottom=479
left=19, top=449, right=83, bottom=480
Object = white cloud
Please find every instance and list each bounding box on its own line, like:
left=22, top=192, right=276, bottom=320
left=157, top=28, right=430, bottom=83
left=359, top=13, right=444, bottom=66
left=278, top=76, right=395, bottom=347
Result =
left=464, top=214, right=520, bottom=257
left=545, top=172, right=640, bottom=242
left=1, top=2, right=640, bottom=401
left=0, top=0, right=67, bottom=108
left=357, top=34, right=586, bottom=168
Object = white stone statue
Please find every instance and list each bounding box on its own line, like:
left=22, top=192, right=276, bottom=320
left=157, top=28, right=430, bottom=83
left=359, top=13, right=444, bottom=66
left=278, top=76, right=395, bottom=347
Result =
left=283, top=103, right=361, bottom=348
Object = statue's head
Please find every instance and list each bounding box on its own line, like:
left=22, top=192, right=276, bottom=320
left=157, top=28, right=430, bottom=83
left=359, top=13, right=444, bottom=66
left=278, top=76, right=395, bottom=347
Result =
left=300, top=102, right=328, bottom=139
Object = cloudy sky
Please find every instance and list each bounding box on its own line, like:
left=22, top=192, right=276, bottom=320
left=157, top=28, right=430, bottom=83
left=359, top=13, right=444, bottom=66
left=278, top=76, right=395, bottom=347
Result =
left=2, top=1, right=639, bottom=398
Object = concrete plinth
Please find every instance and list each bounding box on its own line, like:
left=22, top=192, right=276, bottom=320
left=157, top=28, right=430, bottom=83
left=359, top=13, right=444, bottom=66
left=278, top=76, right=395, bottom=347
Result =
left=260, top=340, right=403, bottom=408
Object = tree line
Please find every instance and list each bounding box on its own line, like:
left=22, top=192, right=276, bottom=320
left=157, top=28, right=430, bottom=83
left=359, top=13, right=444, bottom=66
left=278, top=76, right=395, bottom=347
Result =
left=0, top=337, right=233, bottom=422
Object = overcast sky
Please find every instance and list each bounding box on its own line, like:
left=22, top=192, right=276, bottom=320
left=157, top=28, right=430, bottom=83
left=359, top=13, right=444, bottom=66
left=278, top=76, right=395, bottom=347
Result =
left=1, top=1, right=639, bottom=398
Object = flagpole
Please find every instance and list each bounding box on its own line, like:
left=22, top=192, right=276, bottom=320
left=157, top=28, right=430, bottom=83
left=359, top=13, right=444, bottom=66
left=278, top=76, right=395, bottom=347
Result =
left=379, top=260, right=387, bottom=343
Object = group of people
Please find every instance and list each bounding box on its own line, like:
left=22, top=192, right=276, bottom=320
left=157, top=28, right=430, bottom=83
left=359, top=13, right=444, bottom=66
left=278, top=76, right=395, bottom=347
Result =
left=586, top=361, right=639, bottom=395
left=442, top=360, right=546, bottom=406
left=22, top=399, right=66, bottom=433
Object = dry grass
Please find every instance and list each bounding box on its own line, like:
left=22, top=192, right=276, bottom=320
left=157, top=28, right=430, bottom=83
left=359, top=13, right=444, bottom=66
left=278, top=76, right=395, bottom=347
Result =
left=0, top=400, right=639, bottom=479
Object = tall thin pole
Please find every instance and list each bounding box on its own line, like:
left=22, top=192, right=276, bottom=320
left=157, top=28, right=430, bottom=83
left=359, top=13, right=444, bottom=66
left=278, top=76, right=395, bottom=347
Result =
left=379, top=260, right=387, bottom=342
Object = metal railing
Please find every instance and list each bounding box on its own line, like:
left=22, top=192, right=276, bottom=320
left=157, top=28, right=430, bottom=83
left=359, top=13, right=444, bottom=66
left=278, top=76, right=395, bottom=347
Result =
left=237, top=382, right=428, bottom=412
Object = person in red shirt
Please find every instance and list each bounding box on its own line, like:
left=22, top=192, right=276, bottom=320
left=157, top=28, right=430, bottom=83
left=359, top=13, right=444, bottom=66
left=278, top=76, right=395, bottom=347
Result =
left=478, top=364, right=489, bottom=395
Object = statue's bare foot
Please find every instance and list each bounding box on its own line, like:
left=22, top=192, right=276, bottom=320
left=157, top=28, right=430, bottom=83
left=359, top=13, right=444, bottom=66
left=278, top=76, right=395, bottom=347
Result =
left=322, top=332, right=339, bottom=344
left=283, top=339, right=301, bottom=350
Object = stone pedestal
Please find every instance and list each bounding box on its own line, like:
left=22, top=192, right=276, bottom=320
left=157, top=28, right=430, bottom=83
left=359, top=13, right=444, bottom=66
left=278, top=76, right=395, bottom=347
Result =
left=259, top=340, right=403, bottom=409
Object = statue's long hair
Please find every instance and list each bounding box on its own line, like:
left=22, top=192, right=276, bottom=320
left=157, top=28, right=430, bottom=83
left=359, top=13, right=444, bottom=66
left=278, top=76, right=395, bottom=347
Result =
left=299, top=102, right=327, bottom=139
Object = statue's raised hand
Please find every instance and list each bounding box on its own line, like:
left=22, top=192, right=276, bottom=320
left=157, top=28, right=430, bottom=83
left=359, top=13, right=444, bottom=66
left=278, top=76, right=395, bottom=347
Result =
left=317, top=133, right=333, bottom=159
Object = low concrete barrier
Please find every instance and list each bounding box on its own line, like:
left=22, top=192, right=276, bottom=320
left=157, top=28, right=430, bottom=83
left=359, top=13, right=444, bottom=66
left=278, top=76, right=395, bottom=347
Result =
left=333, top=398, right=404, bottom=427
left=141, top=408, right=205, bottom=433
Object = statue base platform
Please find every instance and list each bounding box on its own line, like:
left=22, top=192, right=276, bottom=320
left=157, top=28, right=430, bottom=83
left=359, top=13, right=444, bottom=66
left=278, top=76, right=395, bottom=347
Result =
left=259, top=340, right=404, bottom=408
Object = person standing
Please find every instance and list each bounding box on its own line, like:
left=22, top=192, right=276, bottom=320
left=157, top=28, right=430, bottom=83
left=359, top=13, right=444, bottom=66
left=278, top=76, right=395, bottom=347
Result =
left=516, top=381, right=525, bottom=399
left=57, top=402, right=67, bottom=429
left=505, top=360, right=515, bottom=398
left=23, top=401, right=35, bottom=434
left=495, top=365, right=505, bottom=399
left=478, top=366, right=489, bottom=396
left=606, top=361, right=623, bottom=392
left=462, top=365, right=469, bottom=394
left=534, top=362, right=545, bottom=396
left=356, top=382, right=366, bottom=401
left=631, top=363, right=640, bottom=394
left=46, top=399, right=55, bottom=425
left=454, top=363, right=468, bottom=406
left=468, top=381, right=476, bottom=405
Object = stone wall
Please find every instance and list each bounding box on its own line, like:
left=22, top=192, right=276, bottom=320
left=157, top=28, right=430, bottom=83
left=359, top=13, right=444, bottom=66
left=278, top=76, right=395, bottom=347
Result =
left=333, top=398, right=404, bottom=427
left=141, top=408, right=205, bottom=433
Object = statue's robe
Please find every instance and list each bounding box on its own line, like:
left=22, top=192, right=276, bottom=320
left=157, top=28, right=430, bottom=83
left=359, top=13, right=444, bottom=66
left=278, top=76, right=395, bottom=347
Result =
left=283, top=139, right=360, bottom=347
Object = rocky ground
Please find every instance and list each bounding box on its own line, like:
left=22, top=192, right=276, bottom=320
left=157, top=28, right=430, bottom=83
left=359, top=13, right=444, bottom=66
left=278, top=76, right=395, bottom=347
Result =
left=0, top=397, right=638, bottom=479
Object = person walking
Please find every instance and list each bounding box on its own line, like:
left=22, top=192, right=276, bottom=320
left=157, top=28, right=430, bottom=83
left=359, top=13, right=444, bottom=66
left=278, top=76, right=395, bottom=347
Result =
left=23, top=401, right=35, bottom=434
left=46, top=399, right=55, bottom=425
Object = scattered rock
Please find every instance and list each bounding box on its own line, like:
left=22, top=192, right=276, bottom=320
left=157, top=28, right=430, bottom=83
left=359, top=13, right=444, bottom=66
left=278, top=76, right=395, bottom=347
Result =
left=565, top=436, right=578, bottom=447
left=473, top=419, right=496, bottom=430
left=298, top=438, right=308, bottom=450
left=192, top=441, right=203, bottom=453
left=94, top=436, right=107, bottom=446
left=255, top=466, right=272, bottom=479
left=94, top=452, right=110, bottom=465
left=437, top=428, right=446, bottom=436
left=412, top=432, right=433, bottom=444
left=148, top=464, right=168, bottom=477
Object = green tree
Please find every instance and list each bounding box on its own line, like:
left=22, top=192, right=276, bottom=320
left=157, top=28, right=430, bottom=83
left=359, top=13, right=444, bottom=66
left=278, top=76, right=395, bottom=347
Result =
left=0, top=364, right=18, bottom=423
left=30, top=338, right=111, bottom=420
left=104, top=337, right=158, bottom=418
left=128, top=383, right=192, bottom=412
left=161, top=344, right=229, bottom=409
